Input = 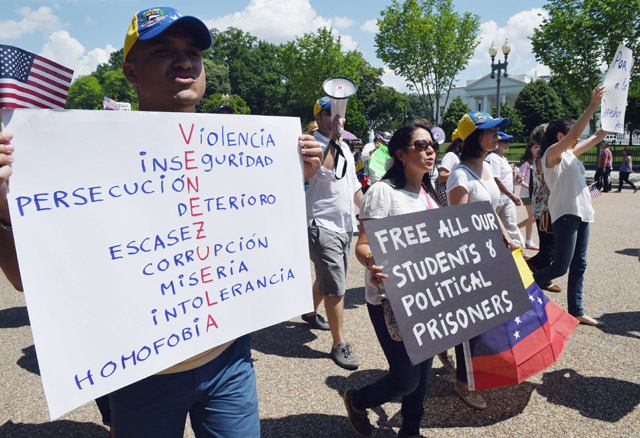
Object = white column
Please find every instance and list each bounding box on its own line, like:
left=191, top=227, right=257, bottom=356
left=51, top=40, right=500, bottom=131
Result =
left=482, top=95, right=488, bottom=113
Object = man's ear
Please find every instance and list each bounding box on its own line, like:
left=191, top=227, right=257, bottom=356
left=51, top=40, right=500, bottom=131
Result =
left=122, top=61, right=137, bottom=86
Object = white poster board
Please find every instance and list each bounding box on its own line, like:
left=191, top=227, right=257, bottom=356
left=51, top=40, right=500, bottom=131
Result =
left=602, top=44, right=633, bottom=133
left=2, top=109, right=313, bottom=419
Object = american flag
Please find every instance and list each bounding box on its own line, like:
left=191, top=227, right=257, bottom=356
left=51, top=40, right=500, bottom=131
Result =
left=103, top=96, right=118, bottom=110
left=0, top=44, right=73, bottom=109
left=588, top=183, right=601, bottom=199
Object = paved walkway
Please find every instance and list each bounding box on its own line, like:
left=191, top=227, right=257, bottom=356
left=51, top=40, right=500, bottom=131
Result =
left=1, top=188, right=639, bottom=437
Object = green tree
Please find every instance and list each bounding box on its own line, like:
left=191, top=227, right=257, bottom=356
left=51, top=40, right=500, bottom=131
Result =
left=548, top=76, right=582, bottom=120
left=208, top=28, right=287, bottom=115
left=280, top=27, right=382, bottom=140
left=493, top=103, right=525, bottom=142
left=376, top=0, right=480, bottom=124
left=93, top=49, right=125, bottom=83
left=363, top=86, right=409, bottom=133
left=101, top=70, right=138, bottom=109
left=440, top=97, right=471, bottom=140
left=531, top=0, right=640, bottom=131
left=515, top=79, right=564, bottom=138
left=202, top=59, right=231, bottom=97
left=198, top=93, right=250, bottom=114
left=66, top=75, right=103, bottom=109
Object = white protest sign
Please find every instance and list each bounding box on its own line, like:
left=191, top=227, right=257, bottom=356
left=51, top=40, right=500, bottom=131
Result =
left=602, top=44, right=633, bottom=133
left=2, top=108, right=313, bottom=419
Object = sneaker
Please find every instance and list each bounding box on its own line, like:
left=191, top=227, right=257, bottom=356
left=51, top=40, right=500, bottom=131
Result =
left=343, top=389, right=372, bottom=437
left=301, top=313, right=330, bottom=330
left=331, top=342, right=360, bottom=370
left=541, top=283, right=562, bottom=293
left=455, top=381, right=487, bottom=409
left=525, top=242, right=540, bottom=250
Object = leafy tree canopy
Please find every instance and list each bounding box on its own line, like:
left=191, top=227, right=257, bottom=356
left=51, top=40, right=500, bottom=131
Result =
left=376, top=0, right=479, bottom=124
left=441, top=96, right=471, bottom=141
left=514, top=79, right=564, bottom=138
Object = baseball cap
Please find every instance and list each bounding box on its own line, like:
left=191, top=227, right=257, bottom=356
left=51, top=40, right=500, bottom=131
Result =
left=375, top=131, right=390, bottom=143
left=313, top=96, right=331, bottom=116
left=457, top=111, right=510, bottom=141
left=498, top=131, right=513, bottom=141
left=124, top=7, right=213, bottom=61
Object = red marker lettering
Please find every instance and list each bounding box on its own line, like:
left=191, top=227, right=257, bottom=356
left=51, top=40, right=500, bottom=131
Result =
left=206, top=314, right=219, bottom=332
left=179, top=123, right=194, bottom=144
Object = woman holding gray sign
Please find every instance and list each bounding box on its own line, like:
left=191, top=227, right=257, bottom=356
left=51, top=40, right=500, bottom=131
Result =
left=446, top=111, right=515, bottom=410
left=342, top=122, right=440, bottom=438
left=534, top=86, right=608, bottom=327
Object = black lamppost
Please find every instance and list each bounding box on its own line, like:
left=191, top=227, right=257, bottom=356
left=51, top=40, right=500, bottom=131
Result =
left=489, top=40, right=511, bottom=117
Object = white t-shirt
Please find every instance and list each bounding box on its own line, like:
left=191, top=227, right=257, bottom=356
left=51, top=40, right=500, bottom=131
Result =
left=359, top=181, right=438, bottom=305
left=446, top=162, right=500, bottom=208
left=485, top=152, right=513, bottom=206
left=440, top=151, right=460, bottom=172
left=542, top=149, right=594, bottom=223
left=306, top=131, right=360, bottom=233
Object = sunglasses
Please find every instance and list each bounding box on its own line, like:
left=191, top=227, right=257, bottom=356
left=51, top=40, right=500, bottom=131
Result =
left=408, top=139, right=438, bottom=152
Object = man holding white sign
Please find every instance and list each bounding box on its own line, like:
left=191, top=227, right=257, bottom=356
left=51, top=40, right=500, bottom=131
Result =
left=0, top=6, right=323, bottom=438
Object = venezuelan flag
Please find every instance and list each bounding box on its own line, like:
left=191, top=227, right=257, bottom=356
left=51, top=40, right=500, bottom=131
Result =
left=463, top=249, right=579, bottom=390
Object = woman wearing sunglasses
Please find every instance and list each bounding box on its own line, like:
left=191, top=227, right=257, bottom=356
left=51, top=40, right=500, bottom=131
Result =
left=342, top=123, right=440, bottom=438
left=445, top=111, right=514, bottom=410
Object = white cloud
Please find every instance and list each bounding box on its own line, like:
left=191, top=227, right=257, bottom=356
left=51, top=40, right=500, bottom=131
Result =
left=469, top=9, right=549, bottom=75
left=204, top=0, right=332, bottom=44
left=203, top=0, right=360, bottom=51
left=39, top=30, right=115, bottom=79
left=0, top=6, right=63, bottom=40
left=381, top=67, right=411, bottom=93
left=361, top=19, right=378, bottom=34
left=333, top=16, right=354, bottom=29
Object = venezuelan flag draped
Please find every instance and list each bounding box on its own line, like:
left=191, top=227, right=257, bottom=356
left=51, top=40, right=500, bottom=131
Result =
left=464, top=249, right=579, bottom=390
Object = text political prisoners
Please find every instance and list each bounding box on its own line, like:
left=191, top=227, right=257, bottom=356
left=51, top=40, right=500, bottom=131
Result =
left=363, top=202, right=531, bottom=365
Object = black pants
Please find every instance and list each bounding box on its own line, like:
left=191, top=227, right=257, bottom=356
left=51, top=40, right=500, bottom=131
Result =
left=618, top=171, right=637, bottom=190
left=595, top=167, right=612, bottom=191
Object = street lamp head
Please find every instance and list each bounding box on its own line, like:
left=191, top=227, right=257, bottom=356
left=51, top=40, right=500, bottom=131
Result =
left=489, top=41, right=498, bottom=57
left=502, top=39, right=511, bottom=55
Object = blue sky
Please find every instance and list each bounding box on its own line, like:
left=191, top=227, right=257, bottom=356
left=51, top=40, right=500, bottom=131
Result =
left=1, top=0, right=549, bottom=89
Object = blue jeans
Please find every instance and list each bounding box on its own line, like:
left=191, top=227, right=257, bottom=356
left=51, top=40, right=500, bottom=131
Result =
left=533, top=215, right=590, bottom=317
left=110, top=335, right=259, bottom=438
left=352, top=303, right=433, bottom=436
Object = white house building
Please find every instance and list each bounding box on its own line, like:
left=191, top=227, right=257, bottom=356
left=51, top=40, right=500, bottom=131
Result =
left=444, top=73, right=547, bottom=115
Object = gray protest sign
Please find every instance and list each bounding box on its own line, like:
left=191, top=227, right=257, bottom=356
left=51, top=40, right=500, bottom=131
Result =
left=363, top=201, right=531, bottom=365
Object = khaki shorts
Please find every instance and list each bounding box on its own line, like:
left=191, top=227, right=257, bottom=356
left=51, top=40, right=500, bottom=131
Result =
left=308, top=224, right=352, bottom=296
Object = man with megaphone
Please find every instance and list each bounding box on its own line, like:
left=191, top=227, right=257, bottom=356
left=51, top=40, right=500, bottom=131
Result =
left=304, top=86, right=363, bottom=370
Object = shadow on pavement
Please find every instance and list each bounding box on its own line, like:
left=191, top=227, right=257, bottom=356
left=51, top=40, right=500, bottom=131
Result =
left=344, top=286, right=367, bottom=309
left=260, top=413, right=358, bottom=438
left=0, top=306, right=30, bottom=328
left=614, top=247, right=639, bottom=257
left=0, top=420, right=108, bottom=438
left=536, top=368, right=640, bottom=422
left=16, top=344, right=40, bottom=376
left=251, top=320, right=326, bottom=359
left=598, top=311, right=640, bottom=340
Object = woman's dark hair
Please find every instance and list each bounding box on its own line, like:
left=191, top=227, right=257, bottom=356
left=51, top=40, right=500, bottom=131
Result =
left=624, top=146, right=632, bottom=156
left=520, top=141, right=536, bottom=165
left=459, top=129, right=488, bottom=161
left=444, top=138, right=463, bottom=155
left=383, top=123, right=441, bottom=205
left=541, top=118, right=575, bottom=156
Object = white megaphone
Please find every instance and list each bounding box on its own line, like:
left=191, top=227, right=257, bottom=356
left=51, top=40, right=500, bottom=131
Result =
left=322, top=77, right=357, bottom=122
